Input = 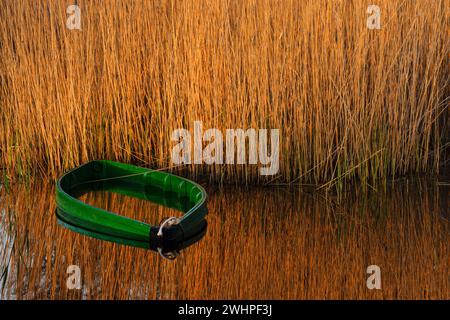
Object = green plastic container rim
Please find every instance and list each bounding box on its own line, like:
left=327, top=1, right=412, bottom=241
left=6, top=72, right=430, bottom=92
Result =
left=55, top=160, right=208, bottom=253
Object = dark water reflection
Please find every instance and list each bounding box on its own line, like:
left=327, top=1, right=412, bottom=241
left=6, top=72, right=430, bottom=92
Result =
left=0, top=179, right=449, bottom=299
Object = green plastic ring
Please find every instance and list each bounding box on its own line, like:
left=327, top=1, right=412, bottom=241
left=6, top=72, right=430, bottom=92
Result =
left=55, top=160, right=208, bottom=251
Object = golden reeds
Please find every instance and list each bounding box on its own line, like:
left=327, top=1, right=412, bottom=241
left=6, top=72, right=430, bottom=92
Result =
left=0, top=0, right=448, bottom=185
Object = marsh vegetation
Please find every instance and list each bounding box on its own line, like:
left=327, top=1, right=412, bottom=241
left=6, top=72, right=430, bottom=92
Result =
left=0, top=0, right=448, bottom=186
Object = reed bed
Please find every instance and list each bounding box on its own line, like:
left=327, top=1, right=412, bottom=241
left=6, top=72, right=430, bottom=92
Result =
left=0, top=0, right=449, bottom=186
left=1, top=180, right=449, bottom=299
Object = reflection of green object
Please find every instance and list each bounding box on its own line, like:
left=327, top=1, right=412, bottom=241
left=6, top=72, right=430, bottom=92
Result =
left=56, top=209, right=207, bottom=251
left=55, top=160, right=208, bottom=254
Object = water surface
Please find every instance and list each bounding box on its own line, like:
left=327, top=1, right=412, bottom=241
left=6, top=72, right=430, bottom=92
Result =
left=0, top=179, right=449, bottom=299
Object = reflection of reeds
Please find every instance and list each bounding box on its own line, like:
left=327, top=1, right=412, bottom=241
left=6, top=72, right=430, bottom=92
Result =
left=1, top=181, right=449, bottom=299
left=0, top=0, right=448, bottom=185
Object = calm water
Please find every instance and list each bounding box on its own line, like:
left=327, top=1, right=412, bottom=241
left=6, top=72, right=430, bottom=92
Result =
left=0, top=178, right=449, bottom=299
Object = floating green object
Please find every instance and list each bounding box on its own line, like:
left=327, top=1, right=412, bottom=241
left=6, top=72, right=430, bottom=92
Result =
left=55, top=160, right=208, bottom=259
